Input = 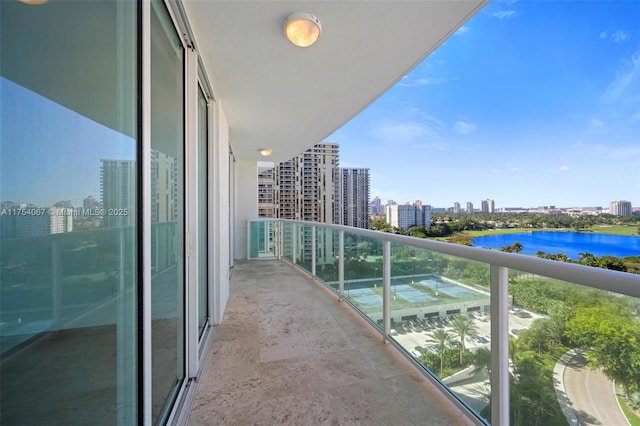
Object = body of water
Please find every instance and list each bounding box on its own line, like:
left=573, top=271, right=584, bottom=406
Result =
left=473, top=231, right=640, bottom=260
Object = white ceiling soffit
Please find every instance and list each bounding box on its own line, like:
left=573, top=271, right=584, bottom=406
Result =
left=183, top=1, right=487, bottom=162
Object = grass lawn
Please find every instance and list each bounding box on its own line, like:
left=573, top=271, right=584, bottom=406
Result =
left=591, top=225, right=640, bottom=236
left=463, top=228, right=539, bottom=237
left=617, top=394, right=640, bottom=426
left=460, top=225, right=639, bottom=238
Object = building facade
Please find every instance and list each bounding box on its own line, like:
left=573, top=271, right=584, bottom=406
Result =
left=481, top=198, right=495, bottom=213
left=338, top=168, right=370, bottom=229
left=272, top=142, right=339, bottom=224
left=386, top=202, right=431, bottom=231
left=257, top=166, right=275, bottom=217
left=610, top=200, right=632, bottom=216
left=370, top=196, right=383, bottom=215
left=101, top=159, right=137, bottom=228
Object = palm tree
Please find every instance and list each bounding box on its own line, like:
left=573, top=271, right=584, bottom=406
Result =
left=511, top=241, right=523, bottom=254
left=500, top=241, right=523, bottom=254
left=472, top=347, right=492, bottom=384
left=450, top=315, right=477, bottom=365
left=578, top=251, right=592, bottom=262
left=426, top=328, right=455, bottom=376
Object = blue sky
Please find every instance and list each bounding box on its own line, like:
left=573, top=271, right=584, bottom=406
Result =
left=328, top=0, right=640, bottom=209
left=0, top=77, right=135, bottom=207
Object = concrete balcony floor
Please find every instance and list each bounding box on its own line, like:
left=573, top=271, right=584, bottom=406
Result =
left=188, top=260, right=472, bottom=425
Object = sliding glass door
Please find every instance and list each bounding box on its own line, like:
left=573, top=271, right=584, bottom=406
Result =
left=197, top=85, right=210, bottom=338
left=150, top=0, right=186, bottom=422
left=0, top=1, right=138, bottom=424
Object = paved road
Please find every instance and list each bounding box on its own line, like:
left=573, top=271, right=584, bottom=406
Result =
left=563, top=351, right=629, bottom=426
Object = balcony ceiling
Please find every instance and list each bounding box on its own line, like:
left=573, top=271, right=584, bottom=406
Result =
left=183, top=0, right=487, bottom=162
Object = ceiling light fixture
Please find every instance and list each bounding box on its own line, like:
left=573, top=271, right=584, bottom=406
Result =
left=19, top=0, right=49, bottom=4
left=283, top=12, right=322, bottom=47
left=259, top=148, right=273, bottom=157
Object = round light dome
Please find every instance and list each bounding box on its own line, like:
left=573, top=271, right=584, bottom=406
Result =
left=284, top=12, right=322, bottom=47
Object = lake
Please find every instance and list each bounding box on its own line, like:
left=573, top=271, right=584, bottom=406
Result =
left=473, top=231, right=640, bottom=260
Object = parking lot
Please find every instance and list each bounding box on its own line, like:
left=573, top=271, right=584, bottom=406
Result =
left=391, top=309, right=542, bottom=358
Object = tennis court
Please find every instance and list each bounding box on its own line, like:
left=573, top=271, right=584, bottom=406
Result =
left=392, top=283, right=434, bottom=303
left=418, top=278, right=478, bottom=298
left=348, top=287, right=383, bottom=308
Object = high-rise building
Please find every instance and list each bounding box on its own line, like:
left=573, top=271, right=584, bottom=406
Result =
left=481, top=198, right=495, bottom=213
left=610, top=200, right=632, bottom=216
left=271, top=142, right=339, bottom=224
left=257, top=166, right=275, bottom=218
left=101, top=159, right=137, bottom=228
left=466, top=201, right=474, bottom=214
left=83, top=195, right=97, bottom=210
left=386, top=202, right=431, bottom=231
left=370, top=196, right=382, bottom=215
left=150, top=150, right=178, bottom=223
left=453, top=202, right=461, bottom=214
left=259, top=143, right=340, bottom=265
left=338, top=168, right=370, bottom=229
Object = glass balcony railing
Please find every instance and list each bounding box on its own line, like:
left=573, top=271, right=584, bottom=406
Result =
left=248, top=219, right=640, bottom=426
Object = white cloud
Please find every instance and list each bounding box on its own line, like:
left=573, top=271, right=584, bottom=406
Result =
left=454, top=121, right=476, bottom=135
left=370, top=121, right=443, bottom=148
left=455, top=26, right=469, bottom=35
left=600, top=31, right=608, bottom=39
left=493, top=10, right=518, bottom=19
left=603, top=49, right=640, bottom=101
left=550, top=165, right=571, bottom=173
left=397, top=76, right=454, bottom=87
left=611, top=30, right=629, bottom=42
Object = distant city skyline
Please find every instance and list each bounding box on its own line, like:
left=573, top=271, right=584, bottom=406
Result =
left=328, top=1, right=639, bottom=208
left=369, top=196, right=635, bottom=211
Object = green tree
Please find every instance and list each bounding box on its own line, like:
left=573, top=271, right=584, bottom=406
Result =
left=518, top=319, right=554, bottom=354
left=500, top=241, right=524, bottom=253
left=565, top=304, right=640, bottom=395
left=450, top=314, right=477, bottom=365
left=426, top=328, right=456, bottom=376
left=472, top=347, right=492, bottom=384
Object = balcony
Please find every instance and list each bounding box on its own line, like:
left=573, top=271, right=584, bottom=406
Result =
left=242, top=219, right=640, bottom=425
left=188, top=260, right=470, bottom=425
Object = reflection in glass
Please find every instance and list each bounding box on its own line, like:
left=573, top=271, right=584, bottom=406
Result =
left=0, top=1, right=137, bottom=424
left=197, top=86, right=209, bottom=337
left=150, top=0, right=185, bottom=422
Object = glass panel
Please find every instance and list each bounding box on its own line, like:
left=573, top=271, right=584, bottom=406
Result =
left=506, top=271, right=640, bottom=426
left=315, top=227, right=339, bottom=288
left=248, top=221, right=276, bottom=258
left=0, top=1, right=137, bottom=424
left=293, top=224, right=313, bottom=273
left=342, top=232, right=383, bottom=326
left=388, top=244, right=491, bottom=422
left=197, top=86, right=208, bottom=337
left=150, top=0, right=185, bottom=422
left=281, top=222, right=294, bottom=263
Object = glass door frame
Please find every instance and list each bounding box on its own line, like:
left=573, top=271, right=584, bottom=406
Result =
left=141, top=1, right=219, bottom=424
